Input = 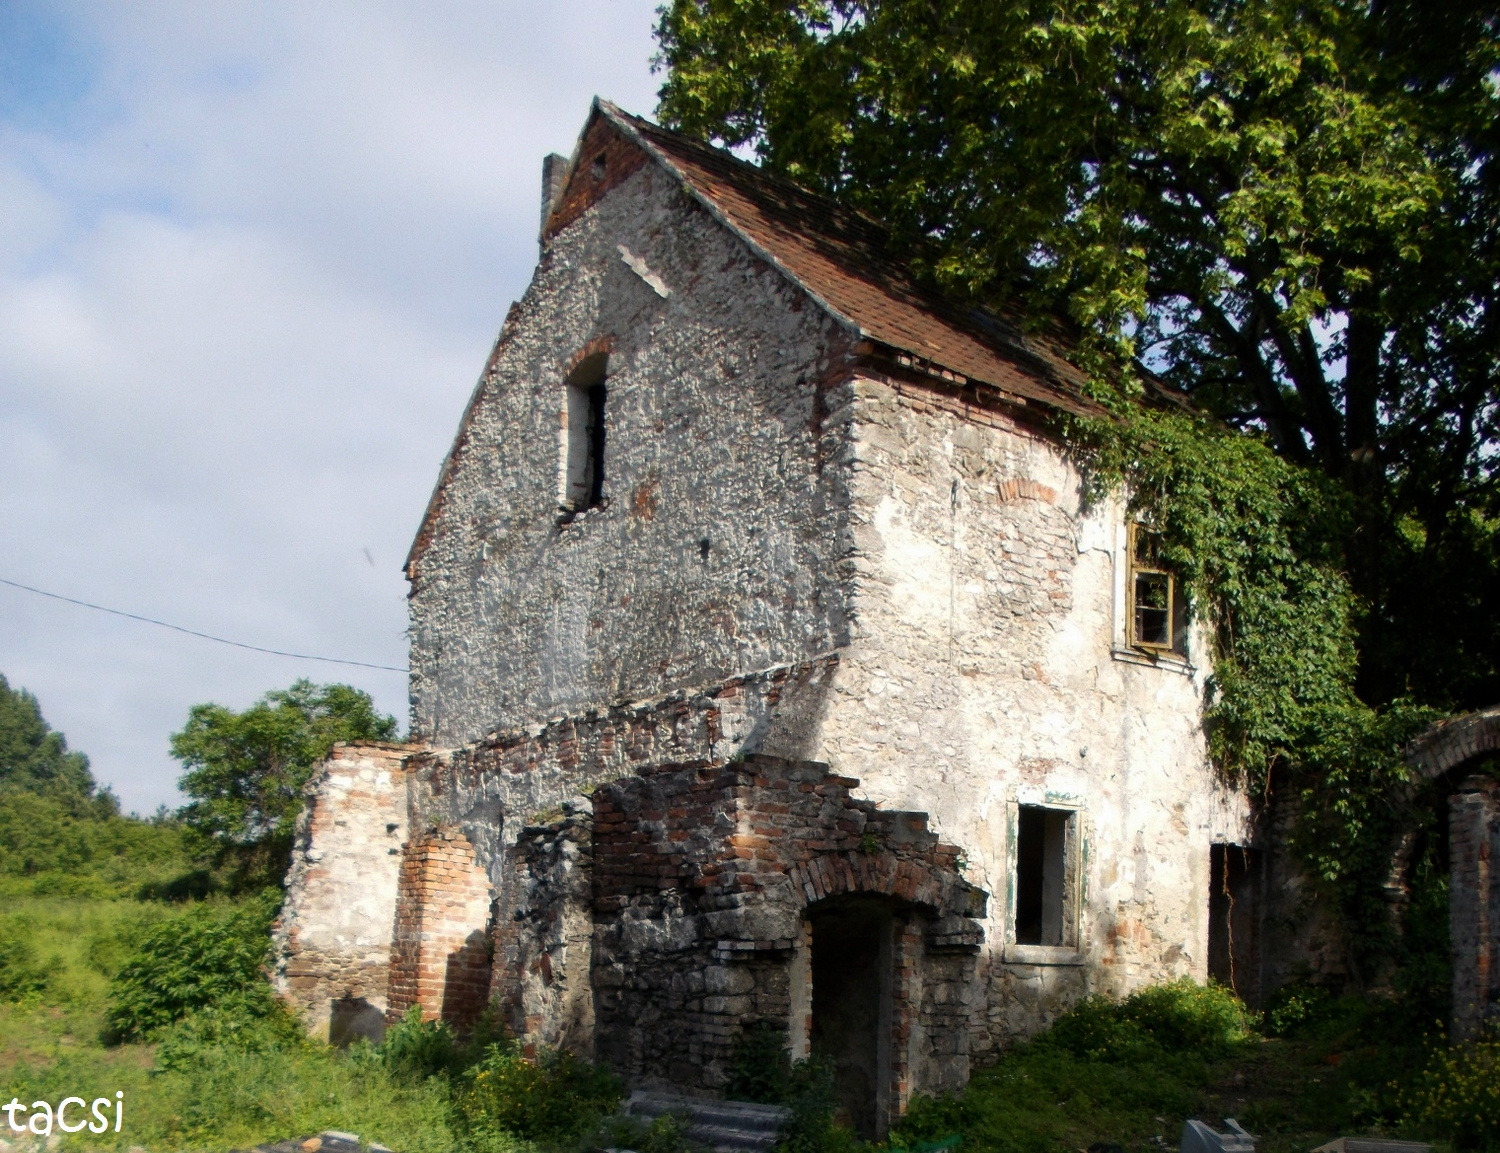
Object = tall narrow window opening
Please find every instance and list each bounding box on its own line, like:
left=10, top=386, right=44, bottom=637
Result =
left=561, top=353, right=607, bottom=513
left=1129, top=523, right=1184, bottom=652
left=1015, top=805, right=1071, bottom=946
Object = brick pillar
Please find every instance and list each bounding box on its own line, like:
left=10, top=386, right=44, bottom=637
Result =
left=1450, top=777, right=1500, bottom=1040
left=885, top=920, right=925, bottom=1137
left=386, top=826, right=495, bottom=1030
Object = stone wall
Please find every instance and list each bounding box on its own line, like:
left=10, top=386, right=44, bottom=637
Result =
left=584, top=753, right=984, bottom=1136
left=794, top=373, right=1247, bottom=1044
left=494, top=802, right=596, bottom=1057
left=273, top=742, right=411, bottom=1042
left=386, top=826, right=495, bottom=1030
left=406, top=153, right=856, bottom=750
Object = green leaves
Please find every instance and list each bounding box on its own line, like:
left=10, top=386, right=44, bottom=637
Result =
left=172, top=679, right=397, bottom=852
left=0, top=673, right=112, bottom=815
left=657, top=0, right=1500, bottom=977
left=104, top=891, right=282, bottom=1042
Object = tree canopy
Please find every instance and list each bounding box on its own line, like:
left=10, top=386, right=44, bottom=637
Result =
left=657, top=0, right=1500, bottom=712
left=171, top=680, right=398, bottom=883
left=0, top=672, right=114, bottom=815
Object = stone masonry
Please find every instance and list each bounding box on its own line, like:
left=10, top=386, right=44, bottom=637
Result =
left=276, top=99, right=1268, bottom=1133
left=273, top=742, right=411, bottom=1042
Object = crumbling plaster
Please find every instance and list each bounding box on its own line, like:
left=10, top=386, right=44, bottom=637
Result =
left=762, top=376, right=1252, bottom=1038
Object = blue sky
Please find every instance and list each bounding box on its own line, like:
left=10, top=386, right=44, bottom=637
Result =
left=0, top=1, right=662, bottom=812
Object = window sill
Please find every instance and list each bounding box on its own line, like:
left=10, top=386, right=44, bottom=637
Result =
left=1111, top=646, right=1194, bottom=676
left=1003, top=943, right=1085, bottom=966
left=556, top=501, right=607, bottom=529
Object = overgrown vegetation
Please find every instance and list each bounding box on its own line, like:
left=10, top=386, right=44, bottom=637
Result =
left=172, top=678, right=399, bottom=889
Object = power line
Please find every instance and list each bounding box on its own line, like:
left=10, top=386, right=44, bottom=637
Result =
left=0, top=575, right=408, bottom=674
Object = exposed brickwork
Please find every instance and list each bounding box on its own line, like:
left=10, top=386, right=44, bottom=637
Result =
left=1451, top=777, right=1500, bottom=1040
left=1408, top=706, right=1500, bottom=781
left=583, top=754, right=984, bottom=1134
left=387, top=827, right=495, bottom=1031
left=273, top=743, right=412, bottom=1040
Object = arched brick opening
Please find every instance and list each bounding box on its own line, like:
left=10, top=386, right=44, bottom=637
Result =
left=587, top=754, right=986, bottom=1132
left=1404, top=706, right=1500, bottom=1039
left=1407, top=706, right=1500, bottom=782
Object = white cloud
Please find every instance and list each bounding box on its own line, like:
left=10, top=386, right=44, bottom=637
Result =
left=0, top=0, right=662, bottom=811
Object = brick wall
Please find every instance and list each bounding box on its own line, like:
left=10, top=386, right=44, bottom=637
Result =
left=387, top=826, right=495, bottom=1031
left=1451, top=776, right=1500, bottom=1040
left=273, top=742, right=411, bottom=1041
left=582, top=753, right=984, bottom=1134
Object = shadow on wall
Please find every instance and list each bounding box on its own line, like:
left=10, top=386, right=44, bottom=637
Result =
left=442, top=929, right=495, bottom=1030
left=329, top=996, right=387, bottom=1047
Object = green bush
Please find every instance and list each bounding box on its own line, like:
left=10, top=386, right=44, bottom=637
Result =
left=105, top=890, right=281, bottom=1041
left=377, top=1006, right=463, bottom=1081
left=456, top=1037, right=622, bottom=1149
left=154, top=1002, right=307, bottom=1072
left=892, top=980, right=1257, bottom=1153
left=1404, top=1030, right=1500, bottom=1150
left=1047, top=979, right=1256, bottom=1061
left=0, top=932, right=50, bottom=1002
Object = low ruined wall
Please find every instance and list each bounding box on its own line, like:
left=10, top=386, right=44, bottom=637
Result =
left=584, top=754, right=985, bottom=1132
left=386, top=826, right=495, bottom=1030
left=273, top=742, right=412, bottom=1042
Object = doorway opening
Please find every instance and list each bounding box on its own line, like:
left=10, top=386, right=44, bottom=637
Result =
left=1208, top=843, right=1263, bottom=1004
left=808, top=897, right=896, bottom=1140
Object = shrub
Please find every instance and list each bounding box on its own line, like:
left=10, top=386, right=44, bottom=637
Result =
left=1263, top=983, right=1337, bottom=1037
left=1047, top=979, right=1256, bottom=1061
left=105, top=890, right=280, bottom=1041
left=154, top=1002, right=307, bottom=1072
left=378, top=1006, right=462, bottom=1081
left=0, top=932, right=50, bottom=1002
left=456, top=1037, right=622, bottom=1149
left=1404, top=1030, right=1500, bottom=1150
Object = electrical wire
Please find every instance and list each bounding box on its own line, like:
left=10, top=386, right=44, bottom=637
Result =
left=0, top=575, right=408, bottom=673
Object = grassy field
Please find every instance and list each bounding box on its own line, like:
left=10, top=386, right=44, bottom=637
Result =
left=0, top=878, right=1483, bottom=1153
left=0, top=890, right=464, bottom=1153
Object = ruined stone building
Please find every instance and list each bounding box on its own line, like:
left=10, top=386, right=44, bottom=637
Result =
left=274, top=100, right=1266, bottom=1137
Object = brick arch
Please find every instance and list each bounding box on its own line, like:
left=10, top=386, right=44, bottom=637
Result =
left=590, top=754, right=987, bottom=952
left=1407, top=705, right=1500, bottom=782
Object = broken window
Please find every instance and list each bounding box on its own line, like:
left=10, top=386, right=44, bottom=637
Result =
left=1014, top=805, right=1073, bottom=947
left=1129, top=523, right=1185, bottom=652
left=561, top=353, right=607, bottom=513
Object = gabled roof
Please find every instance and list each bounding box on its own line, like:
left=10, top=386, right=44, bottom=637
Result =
left=407, top=101, right=1105, bottom=577
left=582, top=100, right=1100, bottom=419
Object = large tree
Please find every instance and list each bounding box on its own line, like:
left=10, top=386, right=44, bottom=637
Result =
left=171, top=680, right=397, bottom=885
left=656, top=0, right=1500, bottom=712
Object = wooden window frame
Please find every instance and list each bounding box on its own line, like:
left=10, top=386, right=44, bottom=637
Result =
left=1128, top=522, right=1177, bottom=653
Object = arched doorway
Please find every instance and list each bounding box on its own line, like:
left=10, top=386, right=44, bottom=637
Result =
left=807, top=896, right=898, bottom=1140
left=1405, top=707, right=1500, bottom=1038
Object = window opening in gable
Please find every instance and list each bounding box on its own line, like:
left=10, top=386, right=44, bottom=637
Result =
left=1015, top=805, right=1072, bottom=947
left=561, top=352, right=607, bottom=515
left=1129, top=523, right=1186, bottom=653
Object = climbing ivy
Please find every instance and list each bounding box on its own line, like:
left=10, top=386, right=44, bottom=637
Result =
left=1070, top=403, right=1443, bottom=971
